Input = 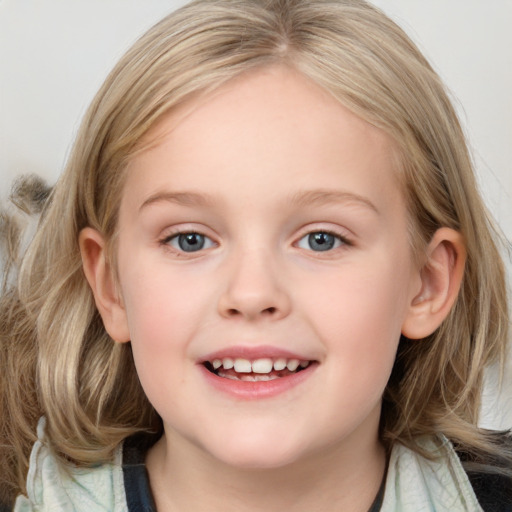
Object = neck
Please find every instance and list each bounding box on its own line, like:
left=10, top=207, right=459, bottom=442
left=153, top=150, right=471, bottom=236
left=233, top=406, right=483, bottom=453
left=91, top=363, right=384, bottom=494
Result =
left=146, top=427, right=386, bottom=512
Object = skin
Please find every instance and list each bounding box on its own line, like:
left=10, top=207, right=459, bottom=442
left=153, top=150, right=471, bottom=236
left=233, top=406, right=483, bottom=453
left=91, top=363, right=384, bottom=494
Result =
left=81, top=65, right=466, bottom=511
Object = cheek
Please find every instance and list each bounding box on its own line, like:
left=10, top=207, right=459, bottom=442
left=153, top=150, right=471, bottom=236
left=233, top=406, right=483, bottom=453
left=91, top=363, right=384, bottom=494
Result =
left=117, top=245, right=216, bottom=342
left=305, top=260, right=412, bottom=337
left=118, top=267, right=212, bottom=411
left=301, top=258, right=413, bottom=386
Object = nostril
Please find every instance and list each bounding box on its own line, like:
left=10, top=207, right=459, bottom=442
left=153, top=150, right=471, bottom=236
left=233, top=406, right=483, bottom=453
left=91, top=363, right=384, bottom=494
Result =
left=220, top=303, right=282, bottom=319
left=225, top=306, right=277, bottom=317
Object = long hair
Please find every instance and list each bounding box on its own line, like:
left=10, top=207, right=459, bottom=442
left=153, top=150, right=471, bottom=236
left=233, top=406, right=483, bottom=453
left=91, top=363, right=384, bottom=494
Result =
left=1, top=0, right=509, bottom=501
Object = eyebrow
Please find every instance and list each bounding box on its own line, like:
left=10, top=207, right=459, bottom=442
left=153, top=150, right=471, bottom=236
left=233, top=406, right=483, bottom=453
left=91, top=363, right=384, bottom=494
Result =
left=139, top=191, right=216, bottom=211
left=289, top=189, right=379, bottom=214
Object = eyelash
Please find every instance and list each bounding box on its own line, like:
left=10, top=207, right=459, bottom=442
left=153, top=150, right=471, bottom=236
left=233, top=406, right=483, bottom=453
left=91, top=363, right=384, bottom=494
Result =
left=159, top=228, right=352, bottom=255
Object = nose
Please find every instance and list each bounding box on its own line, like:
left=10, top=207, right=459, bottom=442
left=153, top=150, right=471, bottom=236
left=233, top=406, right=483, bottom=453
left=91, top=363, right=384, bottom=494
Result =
left=217, top=248, right=291, bottom=321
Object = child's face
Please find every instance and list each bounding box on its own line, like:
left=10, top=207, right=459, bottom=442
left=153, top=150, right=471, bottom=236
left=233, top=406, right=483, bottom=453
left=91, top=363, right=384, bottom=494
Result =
left=113, top=66, right=422, bottom=469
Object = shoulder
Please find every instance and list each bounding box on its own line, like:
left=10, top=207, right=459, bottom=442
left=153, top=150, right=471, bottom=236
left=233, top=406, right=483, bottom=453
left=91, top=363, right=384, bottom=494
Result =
left=13, top=419, right=128, bottom=512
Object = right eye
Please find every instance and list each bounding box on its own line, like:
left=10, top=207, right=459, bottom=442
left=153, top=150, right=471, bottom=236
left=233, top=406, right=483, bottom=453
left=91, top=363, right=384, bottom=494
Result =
left=165, top=232, right=215, bottom=253
left=296, top=231, right=347, bottom=252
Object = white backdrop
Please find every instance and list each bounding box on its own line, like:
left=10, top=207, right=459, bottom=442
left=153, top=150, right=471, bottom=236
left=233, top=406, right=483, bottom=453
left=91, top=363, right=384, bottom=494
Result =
left=0, top=1, right=511, bottom=427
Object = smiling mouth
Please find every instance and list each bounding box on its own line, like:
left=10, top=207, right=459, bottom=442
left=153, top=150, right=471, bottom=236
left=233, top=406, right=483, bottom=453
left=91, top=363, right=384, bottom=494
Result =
left=203, top=357, right=313, bottom=382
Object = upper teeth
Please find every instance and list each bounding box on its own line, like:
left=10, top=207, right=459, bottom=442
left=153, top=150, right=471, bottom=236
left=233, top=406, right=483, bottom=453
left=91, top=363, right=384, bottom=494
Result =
left=210, top=357, right=309, bottom=374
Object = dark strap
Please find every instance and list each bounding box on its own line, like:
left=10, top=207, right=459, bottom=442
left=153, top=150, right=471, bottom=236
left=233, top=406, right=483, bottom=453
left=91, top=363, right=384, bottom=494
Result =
left=122, top=433, right=158, bottom=512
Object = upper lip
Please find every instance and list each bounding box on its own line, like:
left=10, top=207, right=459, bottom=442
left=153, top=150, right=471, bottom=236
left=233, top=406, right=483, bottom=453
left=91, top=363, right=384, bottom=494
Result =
left=199, top=345, right=315, bottom=364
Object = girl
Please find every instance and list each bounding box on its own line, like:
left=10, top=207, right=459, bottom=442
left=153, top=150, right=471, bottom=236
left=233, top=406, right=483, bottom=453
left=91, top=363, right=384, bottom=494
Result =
left=1, top=0, right=511, bottom=510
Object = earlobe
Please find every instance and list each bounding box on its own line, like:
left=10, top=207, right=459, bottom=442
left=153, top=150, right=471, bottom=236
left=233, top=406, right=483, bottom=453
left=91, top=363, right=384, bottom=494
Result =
left=79, top=227, right=131, bottom=343
left=401, top=228, right=466, bottom=340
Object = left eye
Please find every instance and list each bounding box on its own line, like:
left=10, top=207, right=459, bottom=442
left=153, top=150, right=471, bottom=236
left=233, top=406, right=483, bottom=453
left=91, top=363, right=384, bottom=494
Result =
left=167, top=232, right=215, bottom=253
left=296, top=231, right=345, bottom=252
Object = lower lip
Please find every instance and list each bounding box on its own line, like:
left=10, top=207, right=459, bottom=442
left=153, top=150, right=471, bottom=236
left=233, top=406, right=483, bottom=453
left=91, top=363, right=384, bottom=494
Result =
left=199, top=363, right=318, bottom=400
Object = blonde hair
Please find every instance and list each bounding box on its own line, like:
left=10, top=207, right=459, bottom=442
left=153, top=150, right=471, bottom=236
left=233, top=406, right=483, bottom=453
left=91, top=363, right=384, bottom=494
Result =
left=1, top=0, right=509, bottom=501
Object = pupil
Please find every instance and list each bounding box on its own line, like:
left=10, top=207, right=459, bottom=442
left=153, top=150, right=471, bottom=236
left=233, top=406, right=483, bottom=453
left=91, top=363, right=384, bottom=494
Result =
left=179, top=233, right=205, bottom=252
left=309, top=232, right=335, bottom=251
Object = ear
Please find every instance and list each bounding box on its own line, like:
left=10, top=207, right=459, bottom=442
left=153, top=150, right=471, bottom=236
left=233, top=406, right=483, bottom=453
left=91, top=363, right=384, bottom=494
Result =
left=401, top=227, right=466, bottom=339
left=79, top=227, right=130, bottom=343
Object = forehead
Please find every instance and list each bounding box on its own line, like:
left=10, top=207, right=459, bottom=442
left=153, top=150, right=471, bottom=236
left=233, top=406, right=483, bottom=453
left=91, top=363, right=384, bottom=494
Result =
left=122, top=65, right=403, bottom=215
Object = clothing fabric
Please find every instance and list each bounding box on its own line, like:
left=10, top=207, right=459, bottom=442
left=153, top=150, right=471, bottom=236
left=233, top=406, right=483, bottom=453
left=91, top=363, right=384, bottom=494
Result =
left=14, top=420, right=126, bottom=512
left=13, top=418, right=498, bottom=511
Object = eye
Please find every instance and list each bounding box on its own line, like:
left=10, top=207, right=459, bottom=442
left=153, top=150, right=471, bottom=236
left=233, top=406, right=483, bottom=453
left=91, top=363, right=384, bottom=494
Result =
left=296, top=231, right=346, bottom=252
left=166, top=232, right=215, bottom=253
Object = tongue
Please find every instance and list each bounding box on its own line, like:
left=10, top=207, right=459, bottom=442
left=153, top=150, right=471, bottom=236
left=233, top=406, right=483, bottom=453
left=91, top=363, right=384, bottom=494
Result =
left=218, top=368, right=293, bottom=379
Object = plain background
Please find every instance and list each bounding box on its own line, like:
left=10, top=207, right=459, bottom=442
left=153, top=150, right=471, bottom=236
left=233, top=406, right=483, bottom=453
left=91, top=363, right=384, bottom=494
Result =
left=0, top=1, right=511, bottom=427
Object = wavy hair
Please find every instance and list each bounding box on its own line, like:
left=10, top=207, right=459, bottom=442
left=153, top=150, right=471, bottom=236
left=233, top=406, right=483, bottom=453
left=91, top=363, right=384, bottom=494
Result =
left=1, top=0, right=509, bottom=502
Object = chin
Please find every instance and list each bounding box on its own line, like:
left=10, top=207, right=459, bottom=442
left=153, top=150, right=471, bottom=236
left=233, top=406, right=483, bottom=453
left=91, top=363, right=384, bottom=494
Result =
left=204, top=432, right=306, bottom=470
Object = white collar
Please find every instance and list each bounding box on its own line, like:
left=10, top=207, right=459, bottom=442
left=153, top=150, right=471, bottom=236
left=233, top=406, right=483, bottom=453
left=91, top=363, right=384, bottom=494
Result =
left=381, top=435, right=483, bottom=511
